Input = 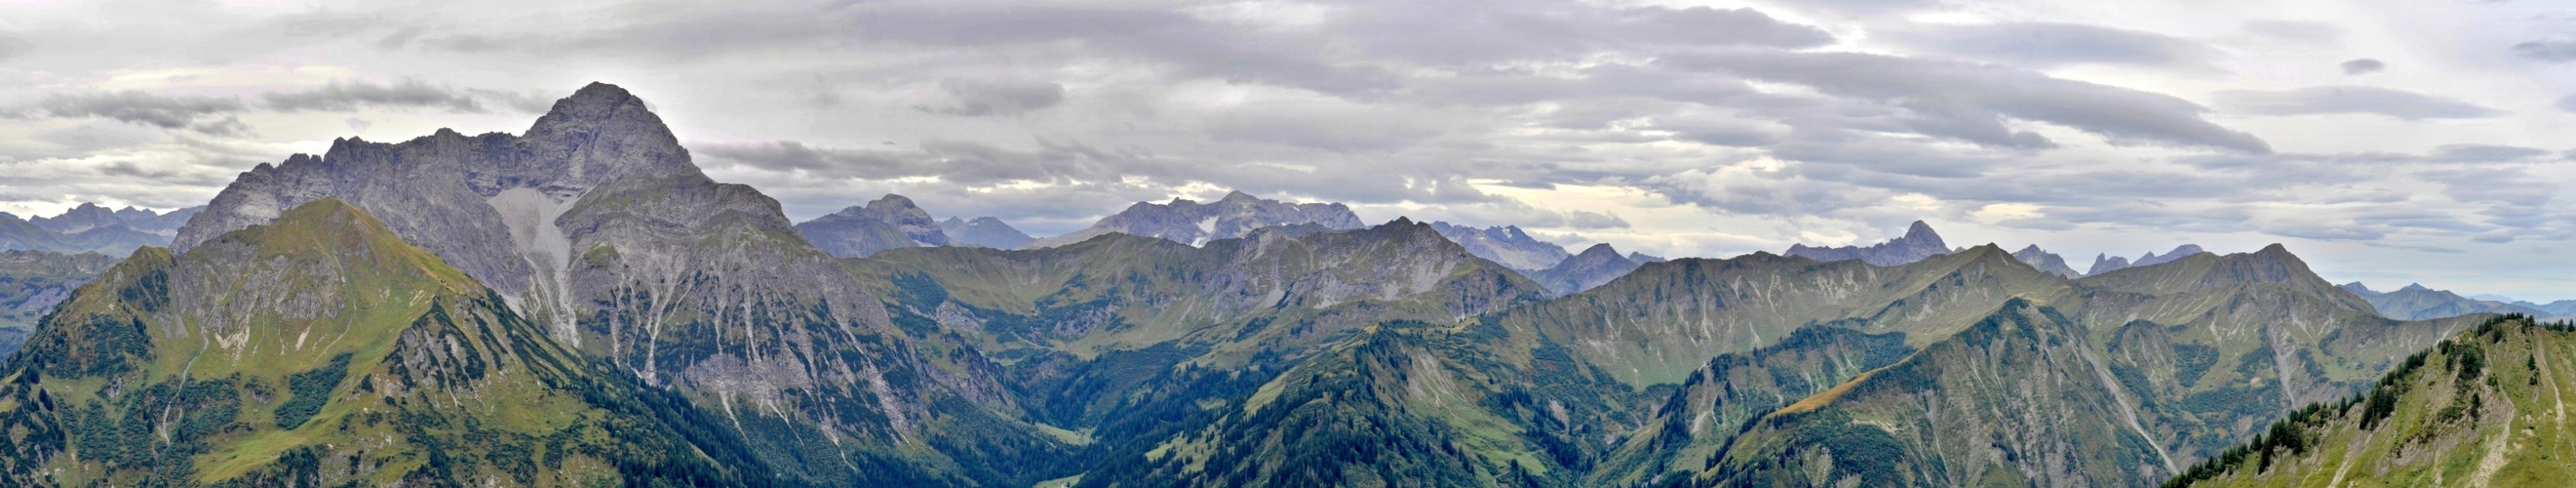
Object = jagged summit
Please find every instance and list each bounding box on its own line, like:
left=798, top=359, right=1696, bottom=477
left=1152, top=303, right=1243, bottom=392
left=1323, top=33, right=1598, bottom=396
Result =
left=1785, top=220, right=1952, bottom=266
left=2010, top=244, right=2084, bottom=278
left=2087, top=243, right=2208, bottom=274
left=1902, top=220, right=1937, bottom=240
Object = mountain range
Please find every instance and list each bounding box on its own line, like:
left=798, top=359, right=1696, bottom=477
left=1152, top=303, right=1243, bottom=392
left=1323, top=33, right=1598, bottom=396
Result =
left=0, top=203, right=201, bottom=255
left=0, top=82, right=2559, bottom=487
left=1017, top=190, right=1365, bottom=249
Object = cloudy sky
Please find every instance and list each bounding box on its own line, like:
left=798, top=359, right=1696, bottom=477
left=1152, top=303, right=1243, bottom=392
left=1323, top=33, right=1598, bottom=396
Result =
left=2, top=0, right=2574, bottom=299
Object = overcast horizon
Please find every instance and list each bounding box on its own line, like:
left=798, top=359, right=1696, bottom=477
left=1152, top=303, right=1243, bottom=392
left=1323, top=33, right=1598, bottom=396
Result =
left=3, top=0, right=2573, bottom=300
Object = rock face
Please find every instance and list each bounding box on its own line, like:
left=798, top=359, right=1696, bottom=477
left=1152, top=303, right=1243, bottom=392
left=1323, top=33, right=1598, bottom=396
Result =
left=1785, top=221, right=1951, bottom=266
left=162, top=83, right=1003, bottom=483
left=940, top=216, right=1033, bottom=248
left=797, top=193, right=949, bottom=258
left=2013, top=244, right=2085, bottom=277
left=1427, top=222, right=1572, bottom=271
left=1527, top=242, right=1650, bottom=295
left=2090, top=244, right=2207, bottom=274
left=1019, top=190, right=1363, bottom=249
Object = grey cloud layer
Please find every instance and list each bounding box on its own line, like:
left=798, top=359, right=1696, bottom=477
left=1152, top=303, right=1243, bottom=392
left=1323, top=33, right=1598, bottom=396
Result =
left=2514, top=39, right=2576, bottom=62
left=1891, top=22, right=2218, bottom=68
left=264, top=79, right=550, bottom=114
left=1660, top=50, right=2270, bottom=153
left=2212, top=86, right=2500, bottom=119
left=21, top=92, right=249, bottom=136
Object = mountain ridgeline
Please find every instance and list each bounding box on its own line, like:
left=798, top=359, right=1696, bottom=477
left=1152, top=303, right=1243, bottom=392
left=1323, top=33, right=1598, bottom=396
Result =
left=0, top=203, right=202, bottom=256
left=0, top=83, right=2519, bottom=487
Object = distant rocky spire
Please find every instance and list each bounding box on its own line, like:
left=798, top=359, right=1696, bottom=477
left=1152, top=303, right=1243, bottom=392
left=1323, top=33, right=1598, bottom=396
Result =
left=1785, top=221, right=1951, bottom=266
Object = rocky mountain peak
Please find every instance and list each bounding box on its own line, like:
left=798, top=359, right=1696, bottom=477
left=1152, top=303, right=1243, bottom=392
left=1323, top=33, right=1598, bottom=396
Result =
left=1221, top=190, right=1260, bottom=203
left=1903, top=220, right=1937, bottom=240
left=513, top=81, right=699, bottom=188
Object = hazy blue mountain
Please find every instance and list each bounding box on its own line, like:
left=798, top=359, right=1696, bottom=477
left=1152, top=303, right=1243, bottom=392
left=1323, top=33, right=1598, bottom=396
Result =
left=2517, top=299, right=2576, bottom=316
left=0, top=203, right=201, bottom=255
left=1527, top=242, right=1649, bottom=295
left=2341, top=281, right=2548, bottom=320
left=1785, top=221, right=1951, bottom=266
left=799, top=193, right=950, bottom=258
left=940, top=216, right=1034, bottom=248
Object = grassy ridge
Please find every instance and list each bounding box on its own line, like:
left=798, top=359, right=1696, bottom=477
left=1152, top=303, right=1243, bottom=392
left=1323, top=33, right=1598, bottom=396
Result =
left=2168, top=314, right=2576, bottom=488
